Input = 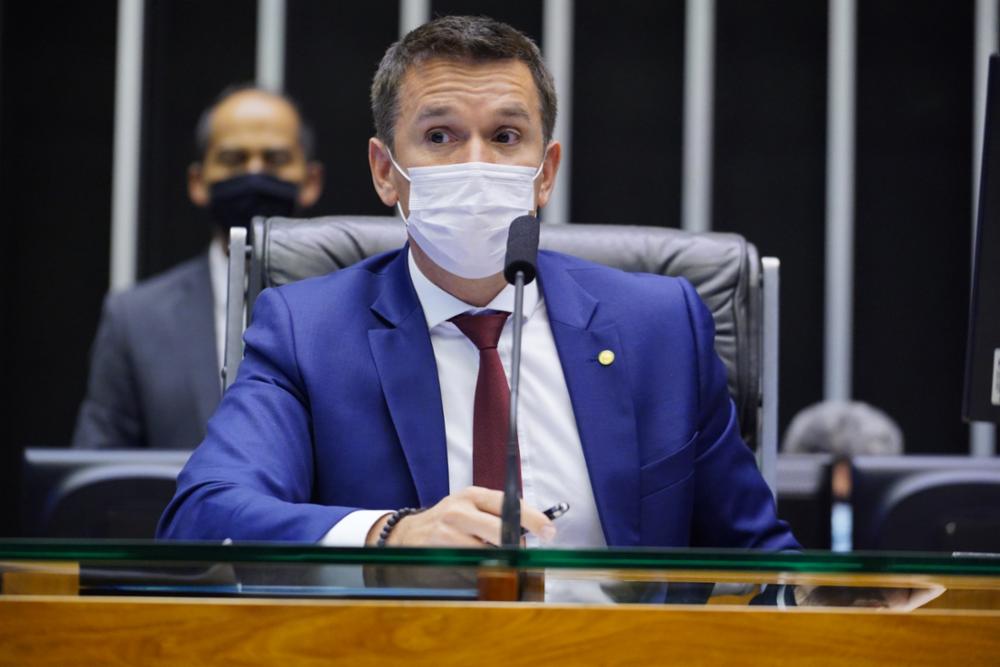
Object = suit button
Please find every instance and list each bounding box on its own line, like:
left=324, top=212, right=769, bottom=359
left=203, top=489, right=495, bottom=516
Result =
left=598, top=350, right=615, bottom=366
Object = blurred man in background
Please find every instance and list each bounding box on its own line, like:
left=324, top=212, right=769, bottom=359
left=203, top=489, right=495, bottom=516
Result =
left=783, top=400, right=904, bottom=551
left=72, top=85, right=323, bottom=450
left=783, top=401, right=904, bottom=459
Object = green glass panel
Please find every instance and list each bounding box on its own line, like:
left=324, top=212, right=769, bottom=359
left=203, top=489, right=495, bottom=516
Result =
left=0, top=539, right=998, bottom=576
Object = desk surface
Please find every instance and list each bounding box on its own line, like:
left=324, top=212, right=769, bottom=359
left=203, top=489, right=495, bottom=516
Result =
left=2, top=593, right=998, bottom=666
left=2, top=541, right=999, bottom=665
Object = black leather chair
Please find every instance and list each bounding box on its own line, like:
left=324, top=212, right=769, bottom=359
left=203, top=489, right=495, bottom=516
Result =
left=21, top=448, right=190, bottom=538
left=851, top=456, right=1000, bottom=551
left=224, top=216, right=781, bottom=491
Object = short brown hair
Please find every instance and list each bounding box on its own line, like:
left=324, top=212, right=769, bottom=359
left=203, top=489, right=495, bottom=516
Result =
left=371, top=15, right=557, bottom=150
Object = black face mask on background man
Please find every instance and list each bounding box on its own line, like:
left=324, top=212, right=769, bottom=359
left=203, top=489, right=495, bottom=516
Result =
left=209, top=173, right=299, bottom=233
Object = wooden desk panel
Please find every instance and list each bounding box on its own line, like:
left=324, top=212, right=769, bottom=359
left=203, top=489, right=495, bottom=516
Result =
left=1, top=595, right=997, bottom=666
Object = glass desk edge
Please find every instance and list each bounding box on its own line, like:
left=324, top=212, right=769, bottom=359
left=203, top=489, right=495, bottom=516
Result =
left=0, top=539, right=998, bottom=576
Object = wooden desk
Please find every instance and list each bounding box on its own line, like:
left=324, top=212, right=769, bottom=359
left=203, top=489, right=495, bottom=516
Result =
left=4, top=545, right=1000, bottom=665
left=1, top=593, right=998, bottom=666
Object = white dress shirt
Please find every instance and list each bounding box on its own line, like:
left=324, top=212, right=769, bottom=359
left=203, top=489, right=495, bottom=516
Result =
left=321, top=249, right=606, bottom=551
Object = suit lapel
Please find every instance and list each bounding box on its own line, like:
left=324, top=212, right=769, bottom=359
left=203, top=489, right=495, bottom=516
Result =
left=173, top=255, right=221, bottom=429
left=367, top=250, right=450, bottom=507
left=538, top=253, right=641, bottom=546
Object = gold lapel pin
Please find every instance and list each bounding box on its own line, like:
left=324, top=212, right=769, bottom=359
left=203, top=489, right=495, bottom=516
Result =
left=598, top=350, right=615, bottom=366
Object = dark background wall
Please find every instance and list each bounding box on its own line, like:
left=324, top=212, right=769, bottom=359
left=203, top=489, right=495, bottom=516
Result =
left=572, top=2, right=686, bottom=228
left=854, top=0, right=974, bottom=454
left=0, top=0, right=118, bottom=535
left=714, top=0, right=829, bottom=443
left=0, top=0, right=983, bottom=535
left=284, top=1, right=400, bottom=218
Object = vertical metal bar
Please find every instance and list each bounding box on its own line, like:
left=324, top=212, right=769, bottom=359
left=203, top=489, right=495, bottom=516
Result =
left=972, top=0, right=998, bottom=456
left=824, top=0, right=856, bottom=401
left=543, top=0, right=574, bottom=224
left=681, top=0, right=716, bottom=233
left=974, top=0, right=998, bottom=203
left=256, top=0, right=286, bottom=91
left=760, top=258, right=781, bottom=498
left=399, top=0, right=430, bottom=38
left=223, top=227, right=248, bottom=392
left=110, top=0, right=145, bottom=290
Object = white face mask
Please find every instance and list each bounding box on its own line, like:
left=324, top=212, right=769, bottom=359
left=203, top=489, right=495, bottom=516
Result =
left=388, top=150, right=544, bottom=279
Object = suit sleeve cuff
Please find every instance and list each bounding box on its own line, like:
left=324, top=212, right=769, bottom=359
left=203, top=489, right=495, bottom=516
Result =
left=319, top=509, right=392, bottom=547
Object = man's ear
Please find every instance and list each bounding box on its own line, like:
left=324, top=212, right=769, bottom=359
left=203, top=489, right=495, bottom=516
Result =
left=298, top=161, right=324, bottom=208
left=188, top=162, right=209, bottom=207
left=369, top=137, right=400, bottom=208
left=535, top=141, right=562, bottom=210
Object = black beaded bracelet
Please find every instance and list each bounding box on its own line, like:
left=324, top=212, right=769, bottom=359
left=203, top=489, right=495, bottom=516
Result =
left=376, top=507, right=424, bottom=547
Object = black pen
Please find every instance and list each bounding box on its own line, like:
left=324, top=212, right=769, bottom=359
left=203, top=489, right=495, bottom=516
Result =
left=521, top=502, right=570, bottom=537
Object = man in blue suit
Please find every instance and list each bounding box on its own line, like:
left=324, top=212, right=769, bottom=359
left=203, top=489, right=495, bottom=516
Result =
left=158, top=16, right=797, bottom=553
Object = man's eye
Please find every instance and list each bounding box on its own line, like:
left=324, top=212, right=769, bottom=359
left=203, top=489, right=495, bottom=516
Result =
left=494, top=130, right=520, bottom=145
left=217, top=150, right=248, bottom=166
left=427, top=130, right=451, bottom=144
left=264, top=149, right=293, bottom=167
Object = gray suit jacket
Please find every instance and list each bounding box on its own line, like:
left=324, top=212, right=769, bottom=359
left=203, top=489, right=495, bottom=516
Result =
left=72, top=254, right=221, bottom=449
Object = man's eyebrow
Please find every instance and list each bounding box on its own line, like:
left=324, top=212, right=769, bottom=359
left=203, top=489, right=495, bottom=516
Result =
left=414, top=104, right=532, bottom=122
left=495, top=105, right=531, bottom=120
left=415, top=105, right=454, bottom=122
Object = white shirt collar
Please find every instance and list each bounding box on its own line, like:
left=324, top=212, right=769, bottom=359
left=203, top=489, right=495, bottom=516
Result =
left=407, top=247, right=539, bottom=329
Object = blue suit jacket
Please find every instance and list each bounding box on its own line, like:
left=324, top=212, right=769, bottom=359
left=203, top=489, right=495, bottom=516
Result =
left=158, top=248, right=797, bottom=550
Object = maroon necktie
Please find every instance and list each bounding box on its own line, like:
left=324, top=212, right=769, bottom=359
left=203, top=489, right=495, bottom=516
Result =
left=450, top=311, right=521, bottom=493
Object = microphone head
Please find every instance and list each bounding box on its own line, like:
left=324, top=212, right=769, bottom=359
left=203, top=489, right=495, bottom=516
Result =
left=504, top=215, right=540, bottom=285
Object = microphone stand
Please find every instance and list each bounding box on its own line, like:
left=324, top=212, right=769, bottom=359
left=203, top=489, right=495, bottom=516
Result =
left=500, top=270, right=525, bottom=549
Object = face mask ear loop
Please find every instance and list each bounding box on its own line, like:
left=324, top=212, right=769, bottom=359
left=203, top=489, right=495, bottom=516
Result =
left=385, top=147, right=411, bottom=183
left=385, top=146, right=411, bottom=223
left=528, top=144, right=552, bottom=220
left=532, top=144, right=551, bottom=181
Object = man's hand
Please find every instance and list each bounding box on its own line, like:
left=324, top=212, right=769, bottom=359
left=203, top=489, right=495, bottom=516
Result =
left=792, top=584, right=944, bottom=609
left=365, top=487, right=556, bottom=547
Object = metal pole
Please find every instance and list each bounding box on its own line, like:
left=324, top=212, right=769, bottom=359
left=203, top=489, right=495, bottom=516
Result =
left=761, top=258, right=781, bottom=497
left=824, top=0, right=856, bottom=401
left=399, top=0, right=430, bottom=38
left=110, top=0, right=145, bottom=290
left=256, top=0, right=286, bottom=91
left=681, top=0, right=716, bottom=233
left=542, top=0, right=574, bottom=224
left=971, top=0, right=998, bottom=456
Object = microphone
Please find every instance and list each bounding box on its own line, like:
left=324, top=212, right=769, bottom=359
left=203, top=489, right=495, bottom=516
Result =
left=499, top=215, right=540, bottom=549
left=503, top=215, right=540, bottom=285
